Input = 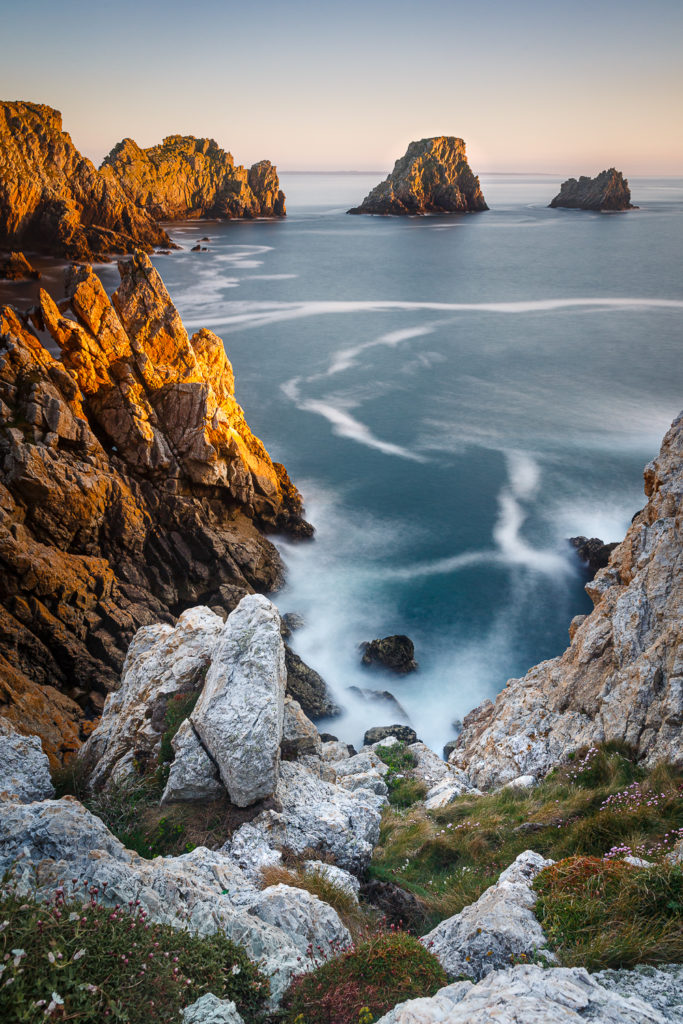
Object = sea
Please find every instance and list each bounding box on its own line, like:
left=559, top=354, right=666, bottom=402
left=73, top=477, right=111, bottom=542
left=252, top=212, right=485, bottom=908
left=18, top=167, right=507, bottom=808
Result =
left=93, top=173, right=683, bottom=753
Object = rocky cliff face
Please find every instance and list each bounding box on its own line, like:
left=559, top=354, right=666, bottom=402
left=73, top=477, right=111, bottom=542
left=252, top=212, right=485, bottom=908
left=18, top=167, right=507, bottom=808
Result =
left=102, top=136, right=286, bottom=220
left=0, top=252, right=310, bottom=765
left=0, top=102, right=170, bottom=260
left=549, top=168, right=634, bottom=211
left=451, top=412, right=683, bottom=788
left=348, top=137, right=488, bottom=215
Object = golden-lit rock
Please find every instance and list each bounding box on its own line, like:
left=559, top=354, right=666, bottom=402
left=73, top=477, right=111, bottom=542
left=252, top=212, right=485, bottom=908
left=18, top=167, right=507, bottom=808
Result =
left=0, top=102, right=170, bottom=260
left=348, top=137, right=488, bottom=215
left=0, top=251, right=40, bottom=281
left=102, top=135, right=286, bottom=220
left=0, top=254, right=311, bottom=762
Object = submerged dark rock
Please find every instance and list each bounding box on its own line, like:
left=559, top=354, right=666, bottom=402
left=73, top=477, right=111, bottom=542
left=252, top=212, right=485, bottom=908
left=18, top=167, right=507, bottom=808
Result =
left=347, top=685, right=409, bottom=720
left=284, top=646, right=340, bottom=720
left=348, top=137, right=488, bottom=216
left=569, top=536, right=618, bottom=577
left=549, top=169, right=634, bottom=211
left=360, top=634, right=418, bottom=674
left=363, top=724, right=418, bottom=746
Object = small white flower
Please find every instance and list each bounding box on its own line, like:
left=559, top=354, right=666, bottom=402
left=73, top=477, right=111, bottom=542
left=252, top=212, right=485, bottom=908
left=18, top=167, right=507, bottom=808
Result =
left=73, top=949, right=86, bottom=961
left=12, top=949, right=26, bottom=967
left=47, top=952, right=56, bottom=964
left=231, top=964, right=241, bottom=975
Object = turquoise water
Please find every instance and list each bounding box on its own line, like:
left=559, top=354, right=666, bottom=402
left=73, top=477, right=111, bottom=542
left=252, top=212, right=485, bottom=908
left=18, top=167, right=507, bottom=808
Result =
left=146, top=173, right=683, bottom=753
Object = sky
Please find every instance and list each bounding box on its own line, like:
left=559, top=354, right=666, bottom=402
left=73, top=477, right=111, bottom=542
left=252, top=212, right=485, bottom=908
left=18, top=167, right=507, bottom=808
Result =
left=1, top=0, right=682, bottom=174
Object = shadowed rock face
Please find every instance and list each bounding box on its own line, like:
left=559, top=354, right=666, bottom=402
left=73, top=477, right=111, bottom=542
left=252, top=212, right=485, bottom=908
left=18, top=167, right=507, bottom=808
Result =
left=102, top=136, right=286, bottom=220
left=451, top=411, right=683, bottom=788
left=0, top=253, right=310, bottom=765
left=549, top=168, right=634, bottom=211
left=0, top=102, right=170, bottom=260
left=348, top=137, right=488, bottom=215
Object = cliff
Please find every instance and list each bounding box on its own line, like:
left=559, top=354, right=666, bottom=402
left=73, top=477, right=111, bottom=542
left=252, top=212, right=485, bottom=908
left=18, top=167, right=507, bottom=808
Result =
left=102, top=135, right=286, bottom=220
left=0, top=252, right=310, bottom=765
left=348, top=137, right=488, bottom=215
left=0, top=102, right=170, bottom=260
left=451, top=411, right=683, bottom=787
left=549, top=168, right=634, bottom=211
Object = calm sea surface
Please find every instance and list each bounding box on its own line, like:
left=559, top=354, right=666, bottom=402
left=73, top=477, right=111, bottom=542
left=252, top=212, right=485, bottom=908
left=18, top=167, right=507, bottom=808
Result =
left=115, top=173, right=683, bottom=752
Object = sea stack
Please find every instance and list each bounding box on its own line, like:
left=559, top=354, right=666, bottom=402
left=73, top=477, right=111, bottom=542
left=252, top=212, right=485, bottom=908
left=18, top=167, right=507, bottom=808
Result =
left=0, top=101, right=169, bottom=260
left=348, top=137, right=488, bottom=215
left=102, top=135, right=286, bottom=219
left=549, top=168, right=634, bottom=211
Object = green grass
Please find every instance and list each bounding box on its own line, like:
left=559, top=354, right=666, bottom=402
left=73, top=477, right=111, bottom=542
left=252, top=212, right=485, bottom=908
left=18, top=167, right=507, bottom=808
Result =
left=0, top=882, right=269, bottom=1024
left=282, top=930, right=448, bottom=1024
left=369, top=744, right=683, bottom=932
left=534, top=856, right=683, bottom=969
left=375, top=742, right=428, bottom=808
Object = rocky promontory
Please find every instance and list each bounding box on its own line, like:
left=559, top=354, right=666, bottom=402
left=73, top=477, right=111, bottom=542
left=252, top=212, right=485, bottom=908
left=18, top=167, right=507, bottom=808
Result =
left=0, top=102, right=170, bottom=260
left=102, top=135, right=286, bottom=220
left=451, top=411, right=683, bottom=787
left=0, top=252, right=310, bottom=764
left=348, top=137, right=488, bottom=215
left=549, top=168, right=634, bottom=211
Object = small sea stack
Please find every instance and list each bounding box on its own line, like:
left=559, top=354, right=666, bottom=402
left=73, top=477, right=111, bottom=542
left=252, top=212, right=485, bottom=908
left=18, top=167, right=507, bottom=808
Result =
left=549, top=168, right=635, bottom=211
left=348, top=136, right=488, bottom=215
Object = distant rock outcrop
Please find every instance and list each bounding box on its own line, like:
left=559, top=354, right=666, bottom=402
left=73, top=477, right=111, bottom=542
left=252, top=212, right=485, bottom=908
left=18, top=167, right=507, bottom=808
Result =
left=0, top=251, right=40, bottom=280
left=102, top=135, right=286, bottom=220
left=451, top=411, right=683, bottom=788
left=360, top=634, right=418, bottom=673
left=348, top=137, right=488, bottom=215
left=0, top=102, right=169, bottom=260
left=0, top=253, right=310, bottom=764
left=549, top=168, right=634, bottom=211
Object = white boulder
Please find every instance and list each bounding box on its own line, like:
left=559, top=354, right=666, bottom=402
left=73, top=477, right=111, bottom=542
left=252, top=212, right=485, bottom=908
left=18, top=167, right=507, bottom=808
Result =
left=248, top=883, right=351, bottom=954
left=182, top=994, right=244, bottom=1024
left=373, top=965, right=666, bottom=1024
left=421, top=850, right=554, bottom=979
left=0, top=718, right=54, bottom=802
left=191, top=595, right=286, bottom=807
left=161, top=718, right=225, bottom=803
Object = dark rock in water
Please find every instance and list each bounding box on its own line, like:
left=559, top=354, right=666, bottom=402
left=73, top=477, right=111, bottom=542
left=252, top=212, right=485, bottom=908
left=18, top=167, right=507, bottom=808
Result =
left=348, top=137, right=487, bottom=216
left=549, top=169, right=635, bottom=211
left=347, top=685, right=409, bottom=720
left=191, top=244, right=201, bottom=251
left=0, top=101, right=170, bottom=260
left=443, top=739, right=459, bottom=760
left=360, top=879, right=426, bottom=933
left=360, top=635, right=418, bottom=674
left=102, top=136, right=286, bottom=220
left=280, top=611, right=305, bottom=639
left=0, top=254, right=311, bottom=766
left=1, top=251, right=40, bottom=280
left=364, top=724, right=418, bottom=746
left=569, top=536, right=618, bottom=577
left=319, top=732, right=338, bottom=743
left=284, top=646, right=340, bottom=719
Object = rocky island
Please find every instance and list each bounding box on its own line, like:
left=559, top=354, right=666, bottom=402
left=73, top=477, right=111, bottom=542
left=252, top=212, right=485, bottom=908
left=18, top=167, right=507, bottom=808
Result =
left=549, top=168, right=634, bottom=211
left=0, top=102, right=287, bottom=262
left=348, top=136, right=488, bottom=215
left=102, top=135, right=286, bottom=220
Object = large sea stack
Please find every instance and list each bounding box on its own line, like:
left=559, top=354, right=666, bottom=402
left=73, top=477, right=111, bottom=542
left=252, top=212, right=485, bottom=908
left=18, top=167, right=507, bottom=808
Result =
left=102, top=135, right=286, bottom=220
left=0, top=102, right=170, bottom=260
left=348, top=137, right=488, bottom=215
left=0, top=252, right=310, bottom=765
left=549, top=168, right=634, bottom=211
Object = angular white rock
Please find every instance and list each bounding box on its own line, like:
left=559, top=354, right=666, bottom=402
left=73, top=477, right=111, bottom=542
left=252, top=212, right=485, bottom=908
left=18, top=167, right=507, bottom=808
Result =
left=192, top=595, right=286, bottom=807
left=161, top=718, right=225, bottom=803
left=421, top=850, right=554, bottom=979
left=374, top=965, right=666, bottom=1024
left=281, top=697, right=322, bottom=758
left=333, top=752, right=388, bottom=778
left=594, top=964, right=683, bottom=1023
left=231, top=760, right=382, bottom=872
left=248, top=883, right=351, bottom=954
left=337, top=770, right=389, bottom=797
left=224, top=823, right=283, bottom=882
left=81, top=606, right=224, bottom=790
left=424, top=776, right=479, bottom=810
left=321, top=740, right=352, bottom=762
left=303, top=860, right=361, bottom=899
left=0, top=718, right=54, bottom=803
left=503, top=774, right=537, bottom=790
left=182, top=994, right=245, bottom=1024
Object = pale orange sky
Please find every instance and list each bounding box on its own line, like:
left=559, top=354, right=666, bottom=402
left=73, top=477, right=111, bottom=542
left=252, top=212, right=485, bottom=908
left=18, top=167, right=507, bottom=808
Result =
left=2, top=0, right=682, bottom=175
